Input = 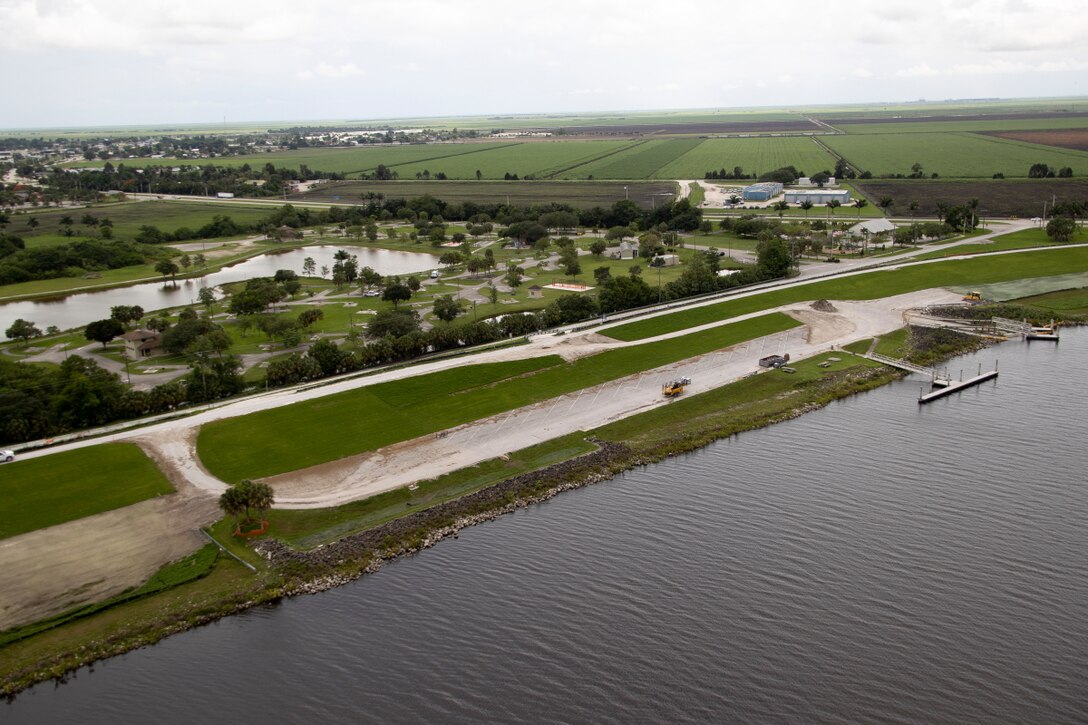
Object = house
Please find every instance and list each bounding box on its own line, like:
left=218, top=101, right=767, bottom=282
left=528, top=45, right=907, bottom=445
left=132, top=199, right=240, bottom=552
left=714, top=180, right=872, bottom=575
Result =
left=847, top=218, right=897, bottom=237
left=123, top=329, right=163, bottom=359
left=618, top=241, right=635, bottom=260
left=527, top=285, right=544, bottom=299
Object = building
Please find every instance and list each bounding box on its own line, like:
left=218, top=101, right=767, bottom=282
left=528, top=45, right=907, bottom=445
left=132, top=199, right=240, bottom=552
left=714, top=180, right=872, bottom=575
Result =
left=847, top=218, right=897, bottom=237
left=123, top=330, right=163, bottom=359
left=741, top=182, right=783, bottom=201
left=795, top=176, right=836, bottom=187
left=784, top=189, right=851, bottom=205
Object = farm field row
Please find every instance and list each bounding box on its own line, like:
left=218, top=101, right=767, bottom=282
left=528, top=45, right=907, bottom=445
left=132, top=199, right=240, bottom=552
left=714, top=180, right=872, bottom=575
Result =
left=853, top=178, right=1088, bottom=218
left=824, top=132, right=1088, bottom=178
left=827, top=116, right=1088, bottom=135
left=299, top=180, right=676, bottom=208
left=603, top=245, right=1088, bottom=341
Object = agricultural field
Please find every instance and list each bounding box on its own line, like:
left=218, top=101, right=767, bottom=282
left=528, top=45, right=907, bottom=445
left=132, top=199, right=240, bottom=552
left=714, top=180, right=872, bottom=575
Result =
left=11, top=200, right=275, bottom=248
left=654, top=137, right=838, bottom=179
left=979, top=129, right=1088, bottom=152
left=852, top=179, right=1088, bottom=218
left=567, top=139, right=702, bottom=179
left=821, top=115, right=1088, bottom=135
left=299, top=180, right=677, bottom=208
left=823, top=132, right=1088, bottom=178
left=384, top=140, right=628, bottom=179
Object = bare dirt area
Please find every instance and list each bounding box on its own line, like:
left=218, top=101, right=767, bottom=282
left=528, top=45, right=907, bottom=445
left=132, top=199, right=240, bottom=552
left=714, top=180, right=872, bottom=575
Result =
left=536, top=120, right=821, bottom=136
left=822, top=112, right=1088, bottom=125
left=979, top=129, right=1088, bottom=152
left=852, top=179, right=1088, bottom=218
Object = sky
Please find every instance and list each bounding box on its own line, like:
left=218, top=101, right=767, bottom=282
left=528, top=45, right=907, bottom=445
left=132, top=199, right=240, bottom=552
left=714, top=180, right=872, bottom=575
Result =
left=2, top=0, right=1087, bottom=129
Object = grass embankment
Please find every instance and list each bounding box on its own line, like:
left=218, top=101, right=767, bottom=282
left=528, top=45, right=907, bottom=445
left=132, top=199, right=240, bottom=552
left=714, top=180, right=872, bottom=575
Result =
left=244, top=433, right=597, bottom=550
left=911, top=227, right=1081, bottom=261
left=198, top=312, right=801, bottom=482
left=1016, top=287, right=1088, bottom=315
left=603, top=245, right=1088, bottom=341
left=0, top=443, right=174, bottom=540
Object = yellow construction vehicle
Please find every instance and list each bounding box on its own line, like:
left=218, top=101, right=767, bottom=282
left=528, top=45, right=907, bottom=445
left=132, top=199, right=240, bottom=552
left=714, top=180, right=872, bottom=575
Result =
left=963, top=291, right=982, bottom=302
left=662, top=377, right=691, bottom=398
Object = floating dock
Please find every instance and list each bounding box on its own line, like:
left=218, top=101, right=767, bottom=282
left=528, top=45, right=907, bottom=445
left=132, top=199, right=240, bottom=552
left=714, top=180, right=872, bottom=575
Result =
left=918, top=365, right=999, bottom=404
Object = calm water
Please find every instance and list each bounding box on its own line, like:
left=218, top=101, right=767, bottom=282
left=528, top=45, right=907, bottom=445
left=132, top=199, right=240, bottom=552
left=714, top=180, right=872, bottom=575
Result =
left=6, top=331, right=1087, bottom=724
left=0, top=246, right=439, bottom=333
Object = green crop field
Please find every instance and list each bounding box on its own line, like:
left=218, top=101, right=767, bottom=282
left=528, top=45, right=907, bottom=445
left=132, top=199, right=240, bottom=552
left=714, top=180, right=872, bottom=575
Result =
left=385, top=140, right=629, bottom=180
left=566, top=139, right=703, bottom=179
left=0, top=443, right=175, bottom=539
left=299, top=180, right=677, bottom=208
left=14, top=200, right=275, bottom=248
left=830, top=117, right=1088, bottom=135
left=603, top=245, right=1088, bottom=341
left=824, top=132, right=1088, bottom=178
left=197, top=312, right=800, bottom=481
left=654, top=137, right=838, bottom=179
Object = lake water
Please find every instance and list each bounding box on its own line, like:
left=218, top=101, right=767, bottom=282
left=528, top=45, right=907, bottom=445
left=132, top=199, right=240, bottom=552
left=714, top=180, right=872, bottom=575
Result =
left=0, top=246, right=439, bottom=333
left=5, top=331, right=1087, bottom=724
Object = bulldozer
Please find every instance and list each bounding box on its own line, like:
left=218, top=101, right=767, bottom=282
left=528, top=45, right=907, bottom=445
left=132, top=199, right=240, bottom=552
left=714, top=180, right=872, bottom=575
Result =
left=662, top=376, right=691, bottom=398
left=963, top=291, right=983, bottom=302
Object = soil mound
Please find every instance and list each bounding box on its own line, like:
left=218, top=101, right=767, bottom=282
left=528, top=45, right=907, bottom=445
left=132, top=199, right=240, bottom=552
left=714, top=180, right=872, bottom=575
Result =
left=811, top=299, right=837, bottom=312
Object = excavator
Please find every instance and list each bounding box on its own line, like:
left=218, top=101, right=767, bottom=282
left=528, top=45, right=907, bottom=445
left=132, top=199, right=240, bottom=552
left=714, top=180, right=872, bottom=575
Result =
left=662, top=376, right=691, bottom=398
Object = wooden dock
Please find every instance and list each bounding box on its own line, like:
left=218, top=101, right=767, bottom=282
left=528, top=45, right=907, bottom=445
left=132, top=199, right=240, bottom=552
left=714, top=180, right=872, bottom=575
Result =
left=918, top=367, right=999, bottom=404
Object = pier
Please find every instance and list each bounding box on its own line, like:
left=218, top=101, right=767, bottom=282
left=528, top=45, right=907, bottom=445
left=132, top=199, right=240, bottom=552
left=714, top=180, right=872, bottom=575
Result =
left=863, top=352, right=952, bottom=387
left=918, top=363, right=999, bottom=404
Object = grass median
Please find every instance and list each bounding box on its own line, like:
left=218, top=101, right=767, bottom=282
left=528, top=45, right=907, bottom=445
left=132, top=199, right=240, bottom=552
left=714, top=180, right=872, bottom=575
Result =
left=604, top=245, right=1088, bottom=341
left=198, top=312, right=801, bottom=482
left=0, top=443, right=174, bottom=540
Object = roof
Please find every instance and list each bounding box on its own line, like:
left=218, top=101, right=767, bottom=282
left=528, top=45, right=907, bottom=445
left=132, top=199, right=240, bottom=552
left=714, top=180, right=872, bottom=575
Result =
left=122, top=329, right=161, bottom=341
left=848, top=218, right=897, bottom=235
left=786, top=189, right=850, bottom=196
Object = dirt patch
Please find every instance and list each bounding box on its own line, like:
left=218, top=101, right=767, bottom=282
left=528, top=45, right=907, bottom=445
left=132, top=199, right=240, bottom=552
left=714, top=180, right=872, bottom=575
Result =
left=823, top=112, right=1088, bottom=125
left=853, top=179, right=1088, bottom=218
left=784, top=307, right=854, bottom=346
left=811, top=299, right=838, bottom=312
left=979, top=129, right=1088, bottom=152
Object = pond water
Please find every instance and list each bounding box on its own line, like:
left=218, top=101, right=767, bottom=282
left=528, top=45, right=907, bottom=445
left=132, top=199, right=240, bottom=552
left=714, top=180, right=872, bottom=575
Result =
left=0, top=246, right=439, bottom=333
left=5, top=330, right=1086, bottom=723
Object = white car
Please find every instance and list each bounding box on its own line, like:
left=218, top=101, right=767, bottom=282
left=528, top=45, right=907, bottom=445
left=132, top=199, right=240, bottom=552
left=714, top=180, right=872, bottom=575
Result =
left=0, top=450, right=14, bottom=463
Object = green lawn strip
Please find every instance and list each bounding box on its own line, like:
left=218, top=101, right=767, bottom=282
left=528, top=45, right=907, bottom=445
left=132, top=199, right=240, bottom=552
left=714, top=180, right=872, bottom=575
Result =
left=0, top=545, right=219, bottom=647
left=198, top=312, right=800, bottom=481
left=603, top=245, right=1088, bottom=341
left=911, top=227, right=1079, bottom=261
left=1013, top=287, right=1088, bottom=315
left=842, top=338, right=872, bottom=355
left=593, top=353, right=887, bottom=448
left=261, top=433, right=597, bottom=550
left=0, top=443, right=175, bottom=540
left=874, top=328, right=910, bottom=357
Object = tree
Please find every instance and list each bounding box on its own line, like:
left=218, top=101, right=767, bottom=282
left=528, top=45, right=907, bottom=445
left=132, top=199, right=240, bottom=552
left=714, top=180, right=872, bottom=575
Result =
left=302, top=256, right=316, bottom=277
left=826, top=199, right=841, bottom=218
left=155, top=259, right=180, bottom=282
left=5, top=318, right=42, bottom=347
left=878, top=196, right=894, bottom=217
left=382, top=283, right=412, bottom=308
left=197, top=287, right=217, bottom=309
left=1046, top=216, right=1077, bottom=243
left=85, top=318, right=125, bottom=347
left=433, top=295, right=462, bottom=322
left=589, top=239, right=607, bottom=257
left=799, top=200, right=814, bottom=218
left=1028, top=163, right=1052, bottom=179
left=486, top=285, right=499, bottom=305
left=772, top=201, right=789, bottom=219
left=505, top=265, right=524, bottom=288
left=221, top=479, right=274, bottom=528
left=593, top=266, right=612, bottom=285
left=218, top=485, right=247, bottom=525
left=908, top=200, right=919, bottom=220
left=605, top=226, right=632, bottom=243
left=368, top=309, right=420, bottom=338
left=560, top=247, right=581, bottom=278
left=110, top=305, right=144, bottom=328
left=297, top=308, right=324, bottom=329
left=853, top=198, right=869, bottom=219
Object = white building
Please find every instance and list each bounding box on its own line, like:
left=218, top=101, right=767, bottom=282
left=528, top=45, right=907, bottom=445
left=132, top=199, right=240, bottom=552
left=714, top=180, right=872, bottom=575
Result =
left=784, top=189, right=851, bottom=205
left=847, top=218, right=897, bottom=237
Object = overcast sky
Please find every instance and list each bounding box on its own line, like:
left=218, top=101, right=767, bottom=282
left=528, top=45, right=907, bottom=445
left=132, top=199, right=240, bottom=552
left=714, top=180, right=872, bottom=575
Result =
left=3, top=0, right=1087, bottom=129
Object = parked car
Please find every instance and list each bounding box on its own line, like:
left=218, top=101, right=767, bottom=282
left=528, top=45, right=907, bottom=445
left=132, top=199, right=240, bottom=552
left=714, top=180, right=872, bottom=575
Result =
left=363, top=290, right=381, bottom=297
left=0, top=450, right=14, bottom=463
left=430, top=270, right=441, bottom=279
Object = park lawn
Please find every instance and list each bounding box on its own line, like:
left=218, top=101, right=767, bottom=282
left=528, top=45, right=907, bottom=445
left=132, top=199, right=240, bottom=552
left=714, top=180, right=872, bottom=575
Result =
left=197, top=312, right=801, bottom=481
left=0, top=443, right=175, bottom=540
left=593, top=352, right=885, bottom=448
left=911, top=227, right=1081, bottom=260
left=874, top=328, right=910, bottom=358
left=258, top=433, right=597, bottom=550
left=602, top=245, right=1088, bottom=341
left=1015, top=287, right=1088, bottom=315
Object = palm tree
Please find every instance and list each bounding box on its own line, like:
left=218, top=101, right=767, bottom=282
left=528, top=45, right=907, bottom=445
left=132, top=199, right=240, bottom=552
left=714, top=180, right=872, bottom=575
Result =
left=800, top=200, right=814, bottom=218
left=854, top=198, right=869, bottom=219
left=826, top=199, right=841, bottom=219
left=878, top=196, right=894, bottom=217
left=773, top=200, right=789, bottom=218
left=909, top=201, right=919, bottom=220
left=218, top=486, right=247, bottom=526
